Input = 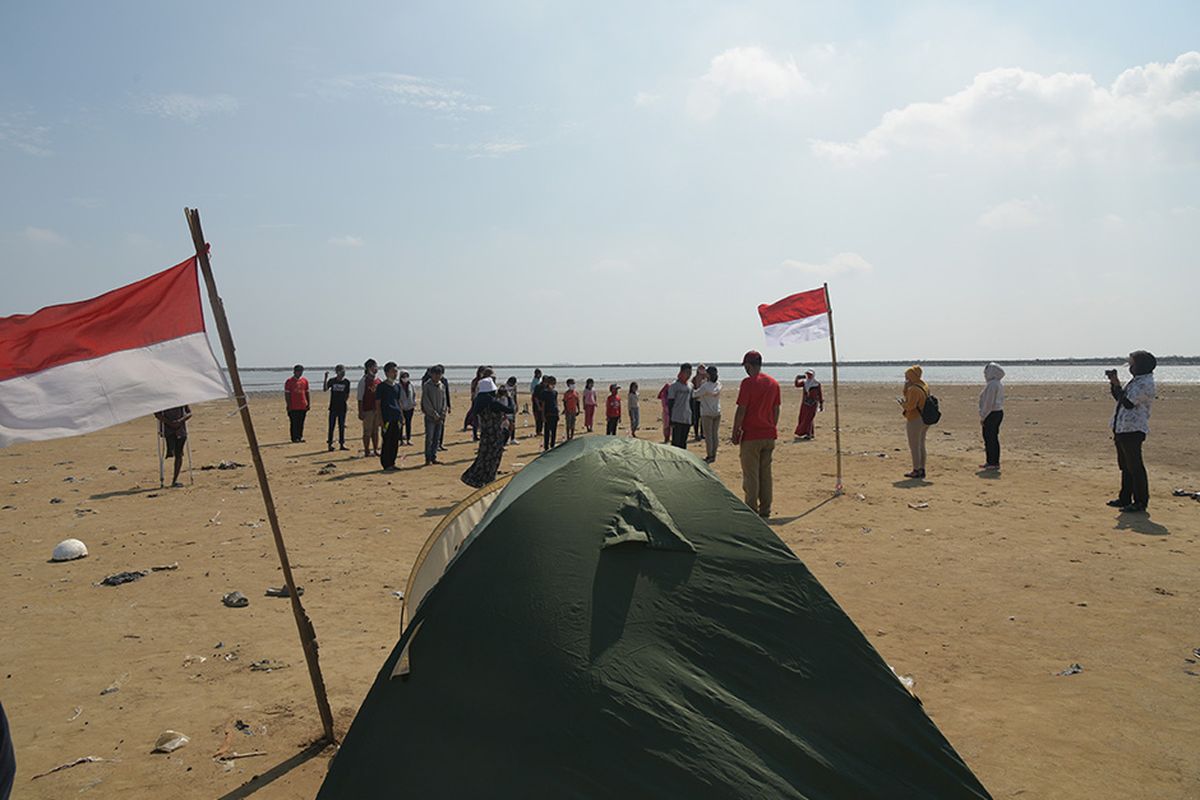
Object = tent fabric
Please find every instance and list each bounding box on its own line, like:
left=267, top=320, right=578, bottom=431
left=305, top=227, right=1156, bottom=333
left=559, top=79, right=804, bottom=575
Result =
left=320, top=437, right=991, bottom=799
left=399, top=475, right=510, bottom=633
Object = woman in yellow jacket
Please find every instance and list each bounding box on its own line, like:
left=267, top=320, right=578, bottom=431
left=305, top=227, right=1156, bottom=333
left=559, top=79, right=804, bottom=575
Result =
left=900, top=365, right=930, bottom=479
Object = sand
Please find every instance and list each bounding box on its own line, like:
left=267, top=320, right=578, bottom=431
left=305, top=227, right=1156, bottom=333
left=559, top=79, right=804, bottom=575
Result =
left=2, top=381, right=1198, bottom=798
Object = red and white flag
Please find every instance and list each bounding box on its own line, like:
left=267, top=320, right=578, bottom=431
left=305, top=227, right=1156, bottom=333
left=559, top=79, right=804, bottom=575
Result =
left=0, top=257, right=230, bottom=447
left=758, top=287, right=830, bottom=347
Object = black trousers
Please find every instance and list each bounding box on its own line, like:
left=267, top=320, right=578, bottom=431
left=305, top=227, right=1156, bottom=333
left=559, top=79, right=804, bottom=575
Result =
left=288, top=409, right=307, bottom=442
left=328, top=407, right=347, bottom=445
left=401, top=409, right=414, bottom=442
left=380, top=419, right=401, bottom=469
left=534, top=403, right=544, bottom=435
left=1114, top=431, right=1149, bottom=507
left=606, top=416, right=618, bottom=435
left=691, top=400, right=703, bottom=438
left=670, top=422, right=690, bottom=449
left=543, top=416, right=559, bottom=450
left=981, top=410, right=1003, bottom=466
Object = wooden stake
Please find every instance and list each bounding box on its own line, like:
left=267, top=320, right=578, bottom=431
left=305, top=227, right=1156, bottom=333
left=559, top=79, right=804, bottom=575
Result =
left=184, top=208, right=336, bottom=744
left=823, top=283, right=844, bottom=495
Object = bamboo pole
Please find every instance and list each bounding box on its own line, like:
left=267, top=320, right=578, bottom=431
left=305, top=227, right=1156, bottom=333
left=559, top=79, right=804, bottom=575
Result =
left=823, top=283, right=843, bottom=495
left=184, top=208, right=336, bottom=744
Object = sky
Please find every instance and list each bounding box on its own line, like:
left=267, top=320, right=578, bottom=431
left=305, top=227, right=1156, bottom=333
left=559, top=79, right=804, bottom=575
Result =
left=2, top=1, right=1198, bottom=366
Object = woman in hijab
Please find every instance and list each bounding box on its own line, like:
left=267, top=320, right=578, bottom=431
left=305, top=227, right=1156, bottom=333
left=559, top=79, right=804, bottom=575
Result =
left=793, top=370, right=823, bottom=440
left=900, top=365, right=930, bottom=479
left=461, top=376, right=513, bottom=488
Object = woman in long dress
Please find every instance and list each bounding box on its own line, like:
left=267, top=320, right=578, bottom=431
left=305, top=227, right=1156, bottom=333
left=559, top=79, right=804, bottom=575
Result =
left=461, top=378, right=513, bottom=488
left=793, top=370, right=823, bottom=439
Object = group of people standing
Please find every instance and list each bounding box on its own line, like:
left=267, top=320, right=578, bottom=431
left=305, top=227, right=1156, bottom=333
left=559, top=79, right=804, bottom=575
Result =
left=281, top=349, right=1161, bottom=520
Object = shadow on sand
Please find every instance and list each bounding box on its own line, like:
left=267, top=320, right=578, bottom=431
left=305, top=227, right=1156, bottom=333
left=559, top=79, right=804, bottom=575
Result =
left=766, top=494, right=841, bottom=527
left=1114, top=512, right=1170, bottom=536
left=215, top=739, right=331, bottom=800
left=88, top=486, right=163, bottom=500
left=891, top=478, right=932, bottom=489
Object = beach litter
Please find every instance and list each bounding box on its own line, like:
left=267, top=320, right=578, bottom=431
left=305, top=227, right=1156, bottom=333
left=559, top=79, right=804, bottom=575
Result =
left=51, top=538, right=88, bottom=562
left=201, top=460, right=245, bottom=470
left=99, top=673, right=127, bottom=695
left=1056, top=663, right=1084, bottom=676
left=907, top=502, right=929, bottom=510
left=317, top=463, right=337, bottom=475
left=1171, top=488, right=1199, bottom=501
left=152, top=730, right=190, bottom=753
left=30, top=756, right=105, bottom=780
left=222, top=591, right=249, bottom=608
left=68, top=706, right=82, bottom=721
left=249, top=659, right=288, bottom=672
left=265, top=585, right=303, bottom=598
left=49, top=497, right=63, bottom=504
left=101, top=570, right=147, bottom=586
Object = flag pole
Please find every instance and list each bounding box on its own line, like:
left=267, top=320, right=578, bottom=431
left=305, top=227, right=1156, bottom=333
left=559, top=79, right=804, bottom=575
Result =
left=184, top=208, right=336, bottom=744
left=823, top=283, right=844, bottom=495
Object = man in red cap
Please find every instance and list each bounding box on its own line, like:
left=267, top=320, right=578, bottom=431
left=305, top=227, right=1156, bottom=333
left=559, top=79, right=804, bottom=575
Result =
left=731, top=350, right=781, bottom=518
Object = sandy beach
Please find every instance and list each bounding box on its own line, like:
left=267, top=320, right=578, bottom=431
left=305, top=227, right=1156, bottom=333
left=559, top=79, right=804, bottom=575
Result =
left=2, top=381, right=1197, bottom=799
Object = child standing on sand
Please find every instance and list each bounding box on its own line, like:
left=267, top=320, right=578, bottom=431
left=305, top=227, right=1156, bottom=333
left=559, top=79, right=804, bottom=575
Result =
left=628, top=382, right=640, bottom=437
left=540, top=376, right=560, bottom=450
left=563, top=379, right=580, bottom=440
left=605, top=384, right=621, bottom=435
left=504, top=376, right=519, bottom=443
left=582, top=379, right=598, bottom=432
left=658, top=382, right=671, bottom=443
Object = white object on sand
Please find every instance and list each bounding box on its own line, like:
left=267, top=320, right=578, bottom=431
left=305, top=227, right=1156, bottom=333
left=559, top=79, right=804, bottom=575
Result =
left=152, top=731, right=190, bottom=753
left=52, top=538, right=88, bottom=561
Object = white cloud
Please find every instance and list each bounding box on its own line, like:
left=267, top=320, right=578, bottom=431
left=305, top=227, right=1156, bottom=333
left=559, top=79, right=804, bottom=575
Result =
left=688, top=46, right=812, bottom=121
left=328, top=235, right=364, bottom=247
left=435, top=140, right=527, bottom=158
left=781, top=252, right=873, bottom=278
left=134, top=93, right=240, bottom=123
left=0, top=113, right=51, bottom=156
left=590, top=258, right=635, bottom=275
left=24, top=226, right=67, bottom=246
left=813, top=51, right=1200, bottom=165
left=321, top=73, right=492, bottom=115
left=634, top=91, right=660, bottom=108
left=977, top=198, right=1047, bottom=230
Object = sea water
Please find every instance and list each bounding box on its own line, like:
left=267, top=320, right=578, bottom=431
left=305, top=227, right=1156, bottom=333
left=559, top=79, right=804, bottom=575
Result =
left=232, top=363, right=1200, bottom=392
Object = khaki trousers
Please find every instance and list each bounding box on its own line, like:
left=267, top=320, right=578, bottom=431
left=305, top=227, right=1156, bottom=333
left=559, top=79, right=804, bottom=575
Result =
left=906, top=417, right=928, bottom=470
left=701, top=414, right=721, bottom=460
left=739, top=438, right=775, bottom=516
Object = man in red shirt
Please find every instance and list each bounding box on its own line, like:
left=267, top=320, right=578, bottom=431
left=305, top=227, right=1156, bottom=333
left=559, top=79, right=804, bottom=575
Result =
left=731, top=350, right=781, bottom=518
left=284, top=364, right=311, bottom=443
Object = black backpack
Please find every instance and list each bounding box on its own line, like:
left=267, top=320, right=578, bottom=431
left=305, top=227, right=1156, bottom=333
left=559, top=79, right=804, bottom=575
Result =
left=919, top=388, right=941, bottom=425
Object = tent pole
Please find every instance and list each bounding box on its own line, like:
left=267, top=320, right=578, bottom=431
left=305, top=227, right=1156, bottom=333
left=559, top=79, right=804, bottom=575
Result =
left=184, top=208, right=336, bottom=744
left=824, top=283, right=843, bottom=495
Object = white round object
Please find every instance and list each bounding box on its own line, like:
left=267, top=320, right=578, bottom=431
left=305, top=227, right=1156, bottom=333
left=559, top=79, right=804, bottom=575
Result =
left=52, top=538, right=88, bottom=562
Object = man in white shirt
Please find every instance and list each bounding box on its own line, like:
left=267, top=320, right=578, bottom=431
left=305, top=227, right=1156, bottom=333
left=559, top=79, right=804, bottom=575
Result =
left=1106, top=350, right=1156, bottom=514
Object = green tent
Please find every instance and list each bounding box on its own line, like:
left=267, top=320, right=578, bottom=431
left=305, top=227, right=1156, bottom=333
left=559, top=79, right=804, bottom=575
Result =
left=319, top=438, right=991, bottom=799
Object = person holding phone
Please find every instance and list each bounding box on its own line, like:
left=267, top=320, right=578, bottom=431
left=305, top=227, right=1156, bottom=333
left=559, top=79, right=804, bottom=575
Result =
left=1106, top=351, right=1157, bottom=513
